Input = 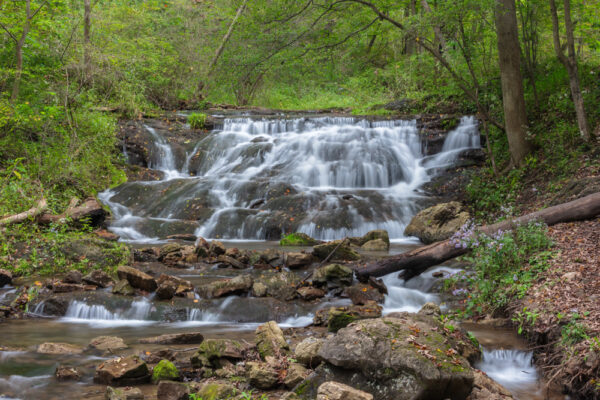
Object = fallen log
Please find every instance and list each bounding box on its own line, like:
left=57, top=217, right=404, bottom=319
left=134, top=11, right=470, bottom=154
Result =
left=38, top=197, right=107, bottom=227
left=355, top=192, right=600, bottom=282
left=0, top=198, right=48, bottom=226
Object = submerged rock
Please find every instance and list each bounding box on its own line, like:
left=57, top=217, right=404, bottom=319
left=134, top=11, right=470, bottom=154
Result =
left=404, top=201, right=470, bottom=244
left=317, top=381, right=373, bottom=400
left=255, top=320, right=289, bottom=359
left=117, top=266, right=157, bottom=292
left=94, top=355, right=150, bottom=386
left=313, top=241, right=360, bottom=261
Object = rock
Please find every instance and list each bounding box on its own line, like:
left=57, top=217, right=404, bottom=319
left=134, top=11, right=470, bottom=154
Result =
left=297, top=286, right=326, bottom=301
left=314, top=302, right=383, bottom=332
left=197, top=274, right=253, bottom=298
left=190, top=339, right=247, bottom=368
left=217, top=254, right=246, bottom=269
left=89, top=336, right=128, bottom=351
left=156, top=281, right=177, bottom=300
left=255, top=271, right=300, bottom=300
left=82, top=270, right=114, bottom=288
left=152, top=359, right=180, bottom=382
left=37, top=342, right=84, bottom=355
left=367, top=276, right=388, bottom=295
left=159, top=243, right=182, bottom=260
left=285, top=252, right=314, bottom=269
left=344, top=284, right=385, bottom=305
left=117, top=266, right=157, bottom=292
left=157, top=274, right=194, bottom=297
left=209, top=240, right=226, bottom=256
left=167, top=233, right=196, bottom=241
left=255, top=321, right=289, bottom=359
left=38, top=296, right=69, bottom=316
left=112, top=280, right=135, bottom=296
left=105, top=386, right=144, bottom=400
left=404, top=201, right=471, bottom=244
left=361, top=239, right=389, bottom=251
left=139, top=332, right=204, bottom=345
left=52, top=282, right=92, bottom=293
left=294, top=337, right=324, bottom=367
left=252, top=282, right=268, bottom=297
left=193, top=381, right=237, bottom=399
left=284, top=363, right=308, bottom=388
left=260, top=248, right=283, bottom=266
left=94, top=355, right=150, bottom=386
left=94, top=229, right=120, bottom=241
left=157, top=380, right=190, bottom=400
left=0, top=269, right=12, bottom=287
left=313, top=241, right=360, bottom=261
left=317, top=381, right=374, bottom=400
left=63, top=270, right=82, bottom=284
left=312, top=316, right=474, bottom=400
left=55, top=365, right=82, bottom=381
left=359, top=230, right=390, bottom=246
left=224, top=247, right=240, bottom=258
left=418, top=302, right=442, bottom=318
left=246, top=361, right=279, bottom=389
left=280, top=233, right=319, bottom=246
left=468, top=370, right=513, bottom=399
left=312, top=264, right=354, bottom=289
left=134, top=247, right=159, bottom=262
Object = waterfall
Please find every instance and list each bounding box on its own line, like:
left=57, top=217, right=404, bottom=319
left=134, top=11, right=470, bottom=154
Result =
left=101, top=116, right=480, bottom=242
left=60, top=299, right=154, bottom=327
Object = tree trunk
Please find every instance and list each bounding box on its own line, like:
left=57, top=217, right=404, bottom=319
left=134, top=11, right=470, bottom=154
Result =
left=355, top=192, right=600, bottom=282
left=83, top=0, right=91, bottom=78
left=11, top=0, right=31, bottom=103
left=549, top=0, right=591, bottom=141
left=207, top=0, right=248, bottom=76
left=494, top=0, right=531, bottom=167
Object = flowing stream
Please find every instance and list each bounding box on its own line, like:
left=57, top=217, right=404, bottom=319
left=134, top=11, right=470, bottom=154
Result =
left=0, top=114, right=560, bottom=399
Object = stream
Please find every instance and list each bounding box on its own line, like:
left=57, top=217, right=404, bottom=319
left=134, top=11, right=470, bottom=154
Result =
left=0, top=115, right=563, bottom=399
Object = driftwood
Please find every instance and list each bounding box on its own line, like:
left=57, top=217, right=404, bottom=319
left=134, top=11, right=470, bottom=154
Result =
left=38, top=197, right=106, bottom=226
left=356, top=192, right=600, bottom=282
left=0, top=198, right=48, bottom=226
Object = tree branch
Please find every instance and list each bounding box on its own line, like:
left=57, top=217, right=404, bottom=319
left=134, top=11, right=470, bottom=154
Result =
left=0, top=21, right=17, bottom=43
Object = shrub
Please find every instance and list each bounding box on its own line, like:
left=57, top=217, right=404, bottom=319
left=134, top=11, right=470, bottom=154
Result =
left=188, top=113, right=207, bottom=129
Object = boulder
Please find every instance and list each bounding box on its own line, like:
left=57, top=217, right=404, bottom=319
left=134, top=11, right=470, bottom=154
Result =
left=197, top=274, right=253, bottom=298
left=254, top=271, right=300, bottom=300
left=195, top=237, right=209, bottom=258
left=358, top=230, right=390, bottom=246
left=38, top=296, right=69, bottom=316
left=217, top=254, right=246, bottom=269
left=246, top=361, right=279, bottom=389
left=139, top=332, right=204, bottom=345
left=280, top=233, right=319, bottom=246
left=52, top=282, right=92, bottom=293
left=156, top=281, right=177, bottom=300
left=314, top=303, right=383, bottom=332
left=112, top=280, right=135, bottom=296
left=157, top=380, right=190, bottom=400
left=312, top=264, right=353, bottom=289
left=192, top=381, right=237, bottom=399
left=344, top=284, right=385, bottom=305
left=313, top=241, right=360, bottom=261
left=94, top=229, right=120, bottom=241
left=105, top=386, right=144, bottom=400
left=468, top=370, right=514, bottom=399
left=94, top=355, right=150, bottom=386
left=404, top=201, right=470, bottom=244
left=82, top=269, right=114, bottom=288
left=157, top=274, right=194, bottom=297
left=209, top=240, right=226, bottom=256
left=255, top=321, right=289, bottom=359
left=317, top=381, right=374, bottom=400
left=0, top=269, right=11, bottom=287
left=89, top=336, right=128, bottom=351
left=260, top=248, right=284, bottom=266
left=159, top=243, right=182, bottom=261
left=285, top=252, right=314, bottom=269
left=252, top=282, right=268, bottom=297
left=297, top=286, right=326, bottom=301
left=294, top=337, right=324, bottom=367
left=418, top=302, right=442, bottom=318
left=63, top=270, right=82, bottom=284
left=55, top=365, right=82, bottom=381
left=284, top=363, right=308, bottom=388
left=310, top=315, right=475, bottom=400
left=361, top=239, right=389, bottom=251
left=37, top=342, right=84, bottom=355
left=191, top=339, right=247, bottom=368
left=224, top=247, right=240, bottom=258
left=152, top=359, right=180, bottom=382
left=117, top=266, right=157, bottom=292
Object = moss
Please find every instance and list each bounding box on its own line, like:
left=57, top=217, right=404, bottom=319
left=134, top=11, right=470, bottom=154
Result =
left=152, top=359, right=179, bottom=382
left=328, top=311, right=356, bottom=332
left=280, top=232, right=319, bottom=246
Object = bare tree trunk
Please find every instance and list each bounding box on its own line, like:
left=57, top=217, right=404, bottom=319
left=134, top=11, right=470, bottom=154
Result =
left=494, top=0, right=532, bottom=167
left=420, top=0, right=446, bottom=50
left=83, top=0, right=91, bottom=78
left=549, top=0, right=591, bottom=141
left=207, top=0, right=248, bottom=76
left=355, top=192, right=600, bottom=281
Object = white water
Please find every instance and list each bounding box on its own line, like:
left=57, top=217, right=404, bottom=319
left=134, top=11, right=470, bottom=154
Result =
left=60, top=299, right=154, bottom=327
left=100, top=115, right=480, bottom=242
left=477, top=348, right=540, bottom=397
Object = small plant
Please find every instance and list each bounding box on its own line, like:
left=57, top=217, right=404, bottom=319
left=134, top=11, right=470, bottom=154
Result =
left=561, top=313, right=588, bottom=345
left=512, top=307, right=540, bottom=335
left=188, top=112, right=207, bottom=129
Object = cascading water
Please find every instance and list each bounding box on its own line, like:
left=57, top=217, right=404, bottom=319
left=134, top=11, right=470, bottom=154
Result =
left=101, top=115, right=480, bottom=242
left=476, top=348, right=540, bottom=398
left=60, top=299, right=154, bottom=327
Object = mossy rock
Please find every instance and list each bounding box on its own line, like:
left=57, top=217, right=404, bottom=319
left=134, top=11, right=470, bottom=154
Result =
left=194, top=381, right=237, bottom=400
left=280, top=233, right=319, bottom=246
left=152, top=359, right=179, bottom=382
left=328, top=311, right=356, bottom=332
left=191, top=339, right=245, bottom=368
left=312, top=241, right=360, bottom=261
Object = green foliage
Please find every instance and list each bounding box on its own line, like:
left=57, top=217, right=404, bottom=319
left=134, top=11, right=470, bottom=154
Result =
left=279, top=233, right=318, bottom=246
left=561, top=313, right=589, bottom=345
left=512, top=307, right=540, bottom=335
left=152, top=359, right=180, bottom=382
left=188, top=113, right=207, bottom=129
left=445, top=222, right=553, bottom=317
